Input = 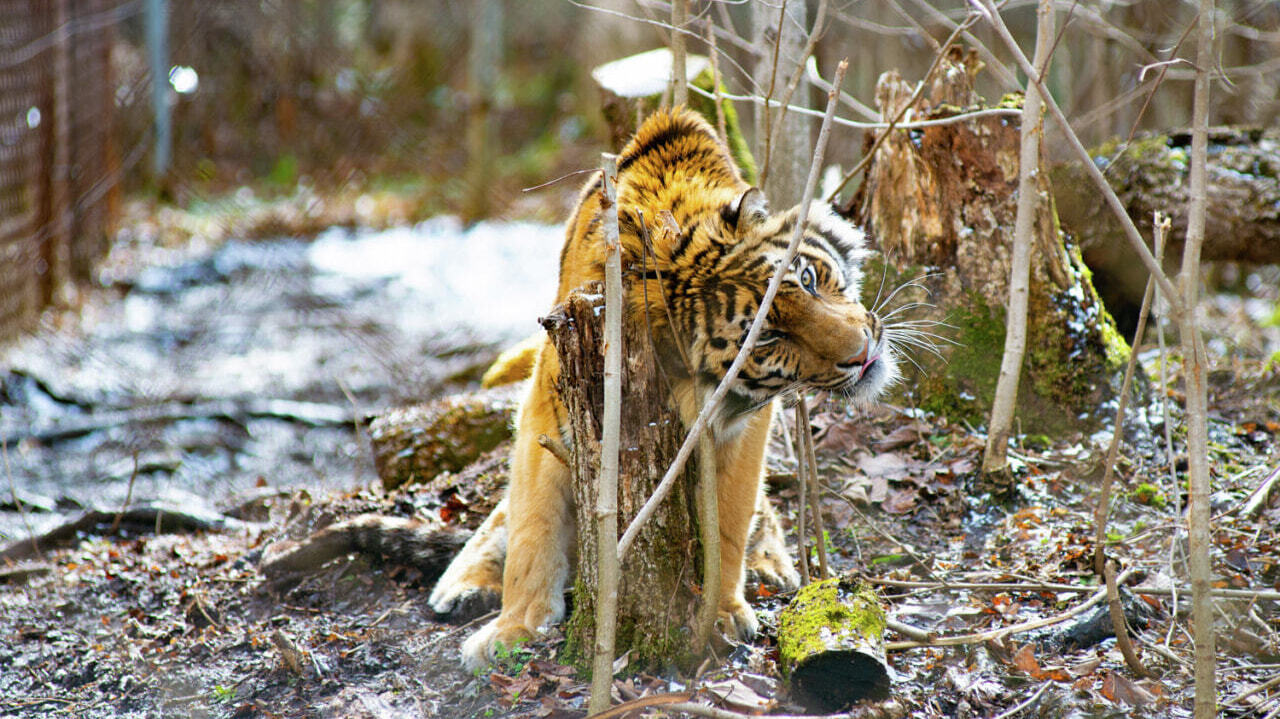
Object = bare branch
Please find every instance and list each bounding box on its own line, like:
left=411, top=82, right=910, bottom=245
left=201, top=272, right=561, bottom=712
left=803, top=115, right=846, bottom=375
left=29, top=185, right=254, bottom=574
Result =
left=589, top=152, right=623, bottom=715
left=982, top=0, right=1053, bottom=475
left=688, top=83, right=1019, bottom=129
left=1183, top=1, right=1217, bottom=714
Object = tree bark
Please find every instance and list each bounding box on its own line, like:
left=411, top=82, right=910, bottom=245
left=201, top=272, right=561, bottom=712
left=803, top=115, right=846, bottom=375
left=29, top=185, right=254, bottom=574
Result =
left=753, top=0, right=810, bottom=206
left=847, top=46, right=1128, bottom=434
left=544, top=285, right=703, bottom=671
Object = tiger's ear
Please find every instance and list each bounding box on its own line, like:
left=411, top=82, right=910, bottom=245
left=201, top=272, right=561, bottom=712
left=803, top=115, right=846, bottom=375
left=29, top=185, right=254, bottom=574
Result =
left=727, top=188, right=769, bottom=233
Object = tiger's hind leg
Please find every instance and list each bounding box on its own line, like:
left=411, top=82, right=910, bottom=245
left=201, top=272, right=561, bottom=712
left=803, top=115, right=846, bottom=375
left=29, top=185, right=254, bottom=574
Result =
left=460, top=351, right=576, bottom=671
left=428, top=496, right=508, bottom=622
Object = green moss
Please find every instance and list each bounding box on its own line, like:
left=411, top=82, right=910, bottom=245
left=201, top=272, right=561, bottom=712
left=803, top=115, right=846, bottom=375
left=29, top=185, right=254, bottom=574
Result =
left=778, top=578, right=885, bottom=676
left=997, top=92, right=1024, bottom=110
left=917, top=294, right=1005, bottom=425
left=1130, top=482, right=1167, bottom=508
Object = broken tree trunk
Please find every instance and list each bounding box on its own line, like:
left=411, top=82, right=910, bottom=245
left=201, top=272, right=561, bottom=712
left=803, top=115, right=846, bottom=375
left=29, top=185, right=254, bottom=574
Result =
left=544, top=283, right=704, bottom=672
left=778, top=577, right=890, bottom=712
left=847, top=46, right=1129, bottom=433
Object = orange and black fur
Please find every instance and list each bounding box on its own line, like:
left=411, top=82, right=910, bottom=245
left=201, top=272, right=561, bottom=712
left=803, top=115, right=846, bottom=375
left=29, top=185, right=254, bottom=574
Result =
left=432, top=108, right=897, bottom=669
left=261, top=107, right=898, bottom=670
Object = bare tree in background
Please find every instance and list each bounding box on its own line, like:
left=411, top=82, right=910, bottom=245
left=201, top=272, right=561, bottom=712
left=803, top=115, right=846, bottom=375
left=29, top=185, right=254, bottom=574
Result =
left=752, top=0, right=810, bottom=206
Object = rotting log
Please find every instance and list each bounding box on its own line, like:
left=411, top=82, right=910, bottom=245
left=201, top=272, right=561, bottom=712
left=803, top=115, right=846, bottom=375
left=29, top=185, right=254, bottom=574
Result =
left=778, top=577, right=891, bottom=712
left=846, top=46, right=1129, bottom=433
left=1055, top=128, right=1280, bottom=330
left=544, top=283, right=704, bottom=672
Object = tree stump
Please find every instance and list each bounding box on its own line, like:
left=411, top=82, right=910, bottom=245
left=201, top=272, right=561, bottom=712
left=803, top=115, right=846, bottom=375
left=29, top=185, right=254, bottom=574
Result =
left=847, top=46, right=1129, bottom=433
left=542, top=283, right=703, bottom=671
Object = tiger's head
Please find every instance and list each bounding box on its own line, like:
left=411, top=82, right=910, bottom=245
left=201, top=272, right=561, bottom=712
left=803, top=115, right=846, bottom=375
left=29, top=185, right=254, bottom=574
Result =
left=647, top=188, right=899, bottom=424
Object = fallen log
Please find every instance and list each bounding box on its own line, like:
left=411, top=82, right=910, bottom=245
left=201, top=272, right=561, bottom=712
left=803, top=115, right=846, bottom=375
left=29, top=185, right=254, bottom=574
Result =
left=778, top=577, right=891, bottom=712
left=365, top=387, right=518, bottom=491
left=0, top=502, right=258, bottom=562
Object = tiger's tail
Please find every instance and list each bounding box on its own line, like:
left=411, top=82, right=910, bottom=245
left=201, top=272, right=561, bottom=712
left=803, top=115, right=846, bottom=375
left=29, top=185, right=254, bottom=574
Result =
left=260, top=514, right=466, bottom=581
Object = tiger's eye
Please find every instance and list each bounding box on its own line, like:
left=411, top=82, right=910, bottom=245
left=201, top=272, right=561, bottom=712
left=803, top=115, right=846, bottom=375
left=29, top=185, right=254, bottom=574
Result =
left=800, top=266, right=817, bottom=295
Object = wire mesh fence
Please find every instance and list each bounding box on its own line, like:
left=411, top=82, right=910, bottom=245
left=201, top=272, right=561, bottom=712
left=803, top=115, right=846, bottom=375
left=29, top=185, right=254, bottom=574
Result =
left=0, top=0, right=137, bottom=342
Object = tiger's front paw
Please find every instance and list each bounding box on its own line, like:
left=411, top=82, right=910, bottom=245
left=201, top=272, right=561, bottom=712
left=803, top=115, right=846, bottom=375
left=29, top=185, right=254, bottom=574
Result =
left=460, top=618, right=536, bottom=673
left=717, top=596, right=759, bottom=641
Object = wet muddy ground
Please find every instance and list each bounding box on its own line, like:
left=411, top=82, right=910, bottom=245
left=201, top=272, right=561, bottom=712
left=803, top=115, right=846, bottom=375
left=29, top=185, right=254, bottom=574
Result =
left=1, top=214, right=1278, bottom=718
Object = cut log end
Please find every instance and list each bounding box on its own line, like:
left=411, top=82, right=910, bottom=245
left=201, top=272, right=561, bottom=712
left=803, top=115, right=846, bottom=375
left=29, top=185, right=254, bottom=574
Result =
left=790, top=650, right=891, bottom=712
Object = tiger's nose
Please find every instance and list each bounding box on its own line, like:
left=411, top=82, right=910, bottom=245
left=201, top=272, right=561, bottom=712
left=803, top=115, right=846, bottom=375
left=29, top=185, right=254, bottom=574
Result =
left=841, top=328, right=872, bottom=367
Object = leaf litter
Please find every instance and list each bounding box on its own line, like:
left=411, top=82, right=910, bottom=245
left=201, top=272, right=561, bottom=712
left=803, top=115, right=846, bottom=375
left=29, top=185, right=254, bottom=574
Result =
left=2, top=216, right=1279, bottom=717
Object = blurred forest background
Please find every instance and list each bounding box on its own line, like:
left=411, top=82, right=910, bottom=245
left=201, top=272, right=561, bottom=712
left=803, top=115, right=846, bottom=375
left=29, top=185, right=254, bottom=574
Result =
left=3, top=0, right=1280, bottom=343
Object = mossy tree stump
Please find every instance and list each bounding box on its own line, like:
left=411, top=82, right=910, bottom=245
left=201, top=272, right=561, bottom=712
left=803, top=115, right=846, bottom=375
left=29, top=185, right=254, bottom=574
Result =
left=543, top=283, right=703, bottom=672
left=847, top=47, right=1128, bottom=433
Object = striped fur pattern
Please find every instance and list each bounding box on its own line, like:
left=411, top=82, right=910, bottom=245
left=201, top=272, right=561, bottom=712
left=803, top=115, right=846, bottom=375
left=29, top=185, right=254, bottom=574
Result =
left=433, top=107, right=897, bottom=670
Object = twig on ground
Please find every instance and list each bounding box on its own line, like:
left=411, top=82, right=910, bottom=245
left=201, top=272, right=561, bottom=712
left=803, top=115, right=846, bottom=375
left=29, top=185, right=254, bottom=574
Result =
left=886, top=617, right=934, bottom=643
left=585, top=691, right=694, bottom=719
left=1242, top=465, right=1280, bottom=520
left=666, top=702, right=859, bottom=719
left=867, top=576, right=1280, bottom=601
left=991, top=682, right=1051, bottom=719
left=886, top=567, right=1136, bottom=651
left=1106, top=561, right=1151, bottom=677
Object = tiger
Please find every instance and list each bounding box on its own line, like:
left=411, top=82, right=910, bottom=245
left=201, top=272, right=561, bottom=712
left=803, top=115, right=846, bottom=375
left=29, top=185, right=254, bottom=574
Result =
left=427, top=107, right=900, bottom=670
